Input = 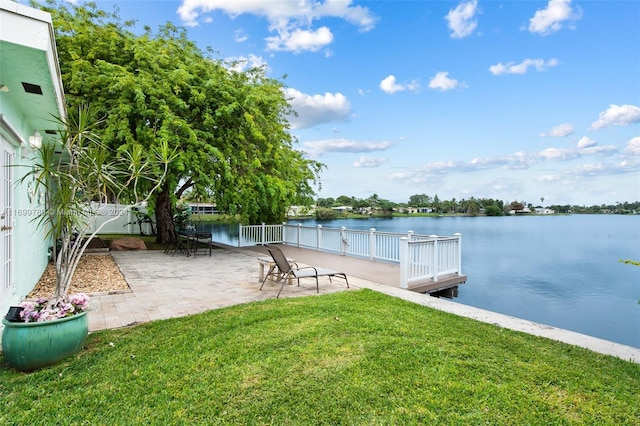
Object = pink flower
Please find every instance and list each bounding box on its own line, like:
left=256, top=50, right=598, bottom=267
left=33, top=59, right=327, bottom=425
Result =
left=15, top=294, right=90, bottom=323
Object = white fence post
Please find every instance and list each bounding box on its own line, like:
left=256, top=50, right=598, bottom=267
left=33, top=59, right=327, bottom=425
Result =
left=430, top=235, right=439, bottom=281
left=399, top=237, right=409, bottom=288
left=261, top=222, right=265, bottom=245
left=407, top=230, right=414, bottom=240
left=369, top=228, right=376, bottom=260
left=455, top=233, right=462, bottom=274
left=238, top=223, right=243, bottom=247
left=340, top=226, right=348, bottom=256
left=316, top=224, right=322, bottom=251
left=282, top=222, right=287, bottom=245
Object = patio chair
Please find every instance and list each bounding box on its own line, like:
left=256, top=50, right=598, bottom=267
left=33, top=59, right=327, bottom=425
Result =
left=260, top=244, right=349, bottom=298
left=165, top=227, right=188, bottom=256
left=191, top=232, right=213, bottom=256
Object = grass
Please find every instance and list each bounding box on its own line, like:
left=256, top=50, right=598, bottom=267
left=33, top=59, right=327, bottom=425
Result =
left=1, top=290, right=638, bottom=424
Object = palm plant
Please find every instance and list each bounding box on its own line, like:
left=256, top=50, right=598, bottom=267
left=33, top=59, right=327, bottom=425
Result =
left=19, top=104, right=176, bottom=300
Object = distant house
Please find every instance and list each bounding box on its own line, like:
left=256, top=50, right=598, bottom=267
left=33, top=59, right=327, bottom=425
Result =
left=0, top=1, right=66, bottom=320
left=509, top=207, right=532, bottom=215
left=403, top=207, right=433, bottom=214
left=189, top=203, right=219, bottom=215
left=535, top=207, right=555, bottom=215
left=331, top=206, right=352, bottom=213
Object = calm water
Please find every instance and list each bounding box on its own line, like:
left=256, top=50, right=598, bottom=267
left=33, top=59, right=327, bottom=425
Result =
left=198, top=215, right=640, bottom=348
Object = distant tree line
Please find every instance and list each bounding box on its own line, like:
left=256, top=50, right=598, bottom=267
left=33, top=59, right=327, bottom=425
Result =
left=315, top=194, right=640, bottom=217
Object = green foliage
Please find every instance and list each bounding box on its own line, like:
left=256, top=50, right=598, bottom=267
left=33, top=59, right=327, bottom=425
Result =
left=1, top=290, right=638, bottom=423
left=173, top=200, right=192, bottom=230
left=38, top=0, right=323, bottom=233
left=485, top=204, right=503, bottom=216
left=315, top=207, right=339, bottom=220
left=316, top=197, right=335, bottom=208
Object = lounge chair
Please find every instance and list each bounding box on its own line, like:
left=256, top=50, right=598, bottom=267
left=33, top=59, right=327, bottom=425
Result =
left=260, top=244, right=349, bottom=298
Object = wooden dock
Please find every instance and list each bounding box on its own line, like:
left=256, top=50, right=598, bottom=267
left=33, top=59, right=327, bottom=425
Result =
left=407, top=273, right=467, bottom=295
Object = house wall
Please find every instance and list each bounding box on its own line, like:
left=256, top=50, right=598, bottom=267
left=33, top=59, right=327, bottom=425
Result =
left=0, top=1, right=61, bottom=324
left=0, top=103, right=50, bottom=313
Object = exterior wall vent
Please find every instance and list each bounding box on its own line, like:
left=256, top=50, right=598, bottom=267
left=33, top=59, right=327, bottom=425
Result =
left=21, top=82, right=43, bottom=95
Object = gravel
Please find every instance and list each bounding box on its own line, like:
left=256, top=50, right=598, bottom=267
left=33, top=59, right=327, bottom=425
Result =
left=27, top=253, right=130, bottom=298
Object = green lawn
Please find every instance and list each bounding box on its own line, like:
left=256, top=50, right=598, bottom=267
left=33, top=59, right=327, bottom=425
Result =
left=1, top=290, right=638, bottom=424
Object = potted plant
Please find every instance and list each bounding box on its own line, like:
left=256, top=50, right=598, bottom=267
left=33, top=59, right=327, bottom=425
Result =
left=2, top=104, right=175, bottom=371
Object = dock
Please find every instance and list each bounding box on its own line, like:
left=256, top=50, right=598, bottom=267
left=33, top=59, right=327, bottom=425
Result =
left=248, top=244, right=467, bottom=297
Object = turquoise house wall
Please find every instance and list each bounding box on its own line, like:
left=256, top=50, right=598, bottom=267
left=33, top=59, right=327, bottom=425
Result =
left=1, top=102, right=51, bottom=307
left=1, top=0, right=65, bottom=329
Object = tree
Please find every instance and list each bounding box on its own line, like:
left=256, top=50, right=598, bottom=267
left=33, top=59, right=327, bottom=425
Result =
left=41, top=1, right=323, bottom=243
left=433, top=194, right=441, bottom=213
left=315, top=198, right=334, bottom=208
left=485, top=204, right=503, bottom=216
left=509, top=201, right=524, bottom=211
left=366, top=194, right=380, bottom=209
left=408, top=194, right=431, bottom=207
left=335, top=195, right=354, bottom=206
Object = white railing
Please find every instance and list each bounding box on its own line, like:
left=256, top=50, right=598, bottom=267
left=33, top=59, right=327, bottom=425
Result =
left=238, top=223, right=462, bottom=288
left=399, top=235, right=462, bottom=288
left=239, top=223, right=283, bottom=246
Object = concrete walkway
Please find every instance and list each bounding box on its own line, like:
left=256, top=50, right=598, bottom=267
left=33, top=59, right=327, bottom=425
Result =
left=90, top=245, right=640, bottom=364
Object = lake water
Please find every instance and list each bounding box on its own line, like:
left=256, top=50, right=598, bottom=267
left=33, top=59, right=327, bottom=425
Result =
left=197, top=215, right=640, bottom=348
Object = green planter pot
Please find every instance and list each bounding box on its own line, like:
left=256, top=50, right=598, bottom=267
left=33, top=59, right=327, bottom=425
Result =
left=2, top=311, right=88, bottom=372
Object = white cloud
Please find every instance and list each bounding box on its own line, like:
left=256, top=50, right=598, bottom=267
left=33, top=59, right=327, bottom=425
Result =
left=624, top=137, right=640, bottom=155
left=285, top=88, right=351, bottom=129
left=380, top=75, right=404, bottom=94
left=528, top=0, right=581, bottom=35
left=390, top=142, right=626, bottom=185
left=590, top=104, right=640, bottom=130
left=266, top=26, right=333, bottom=53
left=539, top=122, right=574, bottom=137
left=578, top=145, right=619, bottom=156
left=569, top=161, right=637, bottom=177
left=353, top=156, right=388, bottom=168
left=234, top=29, right=248, bottom=43
left=490, top=58, right=558, bottom=75
left=379, top=75, right=420, bottom=94
left=428, top=72, right=463, bottom=91
left=538, top=147, right=580, bottom=161
left=176, top=0, right=376, bottom=52
left=302, top=139, right=393, bottom=156
left=445, top=0, right=478, bottom=39
left=576, top=136, right=596, bottom=149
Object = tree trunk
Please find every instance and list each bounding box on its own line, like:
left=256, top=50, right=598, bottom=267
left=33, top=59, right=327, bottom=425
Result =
left=155, top=183, right=175, bottom=244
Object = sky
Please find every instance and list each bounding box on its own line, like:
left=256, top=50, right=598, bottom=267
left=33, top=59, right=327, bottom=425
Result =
left=45, top=0, right=640, bottom=205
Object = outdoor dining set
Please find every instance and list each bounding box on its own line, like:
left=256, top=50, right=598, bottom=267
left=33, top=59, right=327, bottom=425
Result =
left=164, top=226, right=213, bottom=257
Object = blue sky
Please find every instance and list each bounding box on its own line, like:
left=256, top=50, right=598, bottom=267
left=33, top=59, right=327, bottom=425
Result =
left=57, top=1, right=640, bottom=205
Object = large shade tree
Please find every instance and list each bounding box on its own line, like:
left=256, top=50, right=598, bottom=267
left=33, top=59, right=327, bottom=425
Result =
left=38, top=1, right=322, bottom=243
